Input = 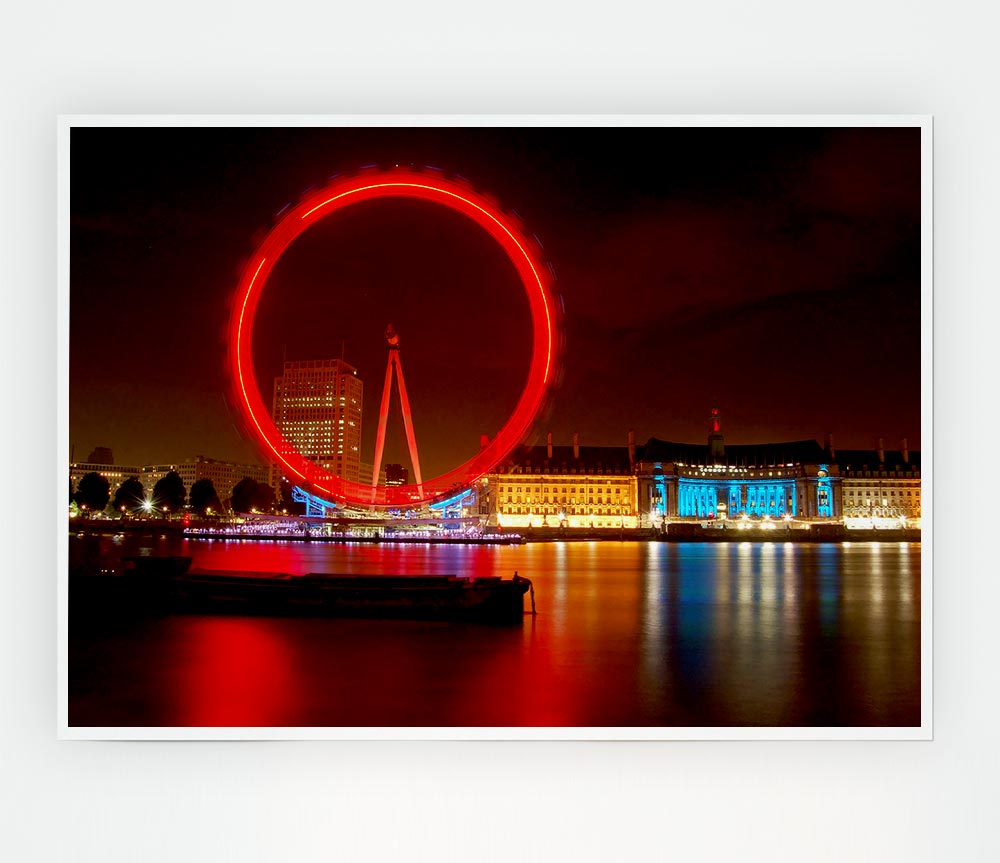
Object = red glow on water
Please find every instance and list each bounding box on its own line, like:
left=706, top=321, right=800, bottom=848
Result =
left=229, top=168, right=560, bottom=509
left=170, top=617, right=298, bottom=727
left=68, top=538, right=921, bottom=727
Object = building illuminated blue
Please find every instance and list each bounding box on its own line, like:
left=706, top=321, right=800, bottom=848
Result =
left=676, top=475, right=798, bottom=518
left=636, top=410, right=841, bottom=522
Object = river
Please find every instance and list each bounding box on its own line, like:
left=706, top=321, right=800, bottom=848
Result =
left=68, top=535, right=921, bottom=728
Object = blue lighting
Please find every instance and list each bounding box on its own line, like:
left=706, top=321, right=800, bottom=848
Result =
left=676, top=476, right=796, bottom=518
left=428, top=488, right=473, bottom=518
left=291, top=486, right=338, bottom=518
left=816, top=465, right=833, bottom=518
left=654, top=474, right=667, bottom=516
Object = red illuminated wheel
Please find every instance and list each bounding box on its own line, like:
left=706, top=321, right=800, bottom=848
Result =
left=229, top=167, right=560, bottom=508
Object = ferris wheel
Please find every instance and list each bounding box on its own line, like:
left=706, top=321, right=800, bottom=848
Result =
left=228, top=166, right=562, bottom=509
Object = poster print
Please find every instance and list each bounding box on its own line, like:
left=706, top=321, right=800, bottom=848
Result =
left=61, top=117, right=929, bottom=739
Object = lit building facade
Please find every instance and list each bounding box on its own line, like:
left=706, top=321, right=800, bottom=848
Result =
left=837, top=439, right=921, bottom=523
left=71, top=457, right=269, bottom=509
left=485, top=437, right=639, bottom=529
left=141, top=458, right=270, bottom=504
left=70, top=462, right=143, bottom=496
left=271, top=358, right=363, bottom=485
left=384, top=463, right=408, bottom=487
left=636, top=439, right=840, bottom=523
left=482, top=420, right=851, bottom=531
left=358, top=460, right=384, bottom=489
left=635, top=410, right=841, bottom=523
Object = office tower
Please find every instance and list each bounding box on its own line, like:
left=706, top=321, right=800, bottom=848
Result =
left=271, top=358, right=363, bottom=484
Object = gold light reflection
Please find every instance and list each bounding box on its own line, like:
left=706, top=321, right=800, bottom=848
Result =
left=869, top=542, right=885, bottom=606
left=761, top=542, right=778, bottom=609
left=642, top=542, right=665, bottom=661
left=899, top=543, right=914, bottom=605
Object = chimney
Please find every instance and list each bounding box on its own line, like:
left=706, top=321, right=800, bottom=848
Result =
left=627, top=429, right=636, bottom=464
left=877, top=437, right=885, bottom=464
left=480, top=434, right=490, bottom=451
left=901, top=437, right=909, bottom=464
left=573, top=433, right=580, bottom=460
left=547, top=432, right=553, bottom=460
left=825, top=433, right=835, bottom=460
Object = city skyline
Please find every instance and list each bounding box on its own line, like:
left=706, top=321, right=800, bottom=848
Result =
left=70, top=126, right=921, bottom=477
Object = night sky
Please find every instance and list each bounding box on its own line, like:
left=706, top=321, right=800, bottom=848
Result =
left=70, top=125, right=921, bottom=477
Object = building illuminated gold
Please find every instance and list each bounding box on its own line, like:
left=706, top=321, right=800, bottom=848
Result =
left=837, top=439, right=921, bottom=525
left=485, top=434, right=640, bottom=530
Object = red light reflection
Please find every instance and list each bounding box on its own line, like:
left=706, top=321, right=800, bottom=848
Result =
left=168, top=617, right=297, bottom=727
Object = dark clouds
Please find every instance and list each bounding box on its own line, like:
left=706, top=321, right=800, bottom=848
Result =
left=70, top=125, right=921, bottom=473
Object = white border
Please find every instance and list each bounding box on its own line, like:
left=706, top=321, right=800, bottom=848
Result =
left=57, top=114, right=932, bottom=741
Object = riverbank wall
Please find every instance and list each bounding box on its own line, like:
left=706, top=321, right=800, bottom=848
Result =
left=69, top=520, right=921, bottom=543
left=660, top=523, right=921, bottom=543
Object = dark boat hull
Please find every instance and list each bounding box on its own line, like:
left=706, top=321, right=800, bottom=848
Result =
left=75, top=558, right=532, bottom=623
left=173, top=572, right=530, bottom=622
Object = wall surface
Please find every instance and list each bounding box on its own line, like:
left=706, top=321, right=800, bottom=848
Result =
left=2, top=3, right=998, bottom=861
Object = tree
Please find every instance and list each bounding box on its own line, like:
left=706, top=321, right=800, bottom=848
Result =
left=113, top=476, right=145, bottom=514
left=189, top=478, right=222, bottom=516
left=230, top=477, right=259, bottom=514
left=252, top=483, right=275, bottom=513
left=279, top=478, right=307, bottom=516
left=230, top=477, right=276, bottom=514
left=152, top=471, right=185, bottom=514
left=75, top=472, right=110, bottom=514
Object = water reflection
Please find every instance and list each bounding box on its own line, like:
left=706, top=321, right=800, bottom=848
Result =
left=170, top=617, right=298, bottom=727
left=69, top=535, right=921, bottom=727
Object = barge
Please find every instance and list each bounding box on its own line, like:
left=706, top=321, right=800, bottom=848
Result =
left=72, top=557, right=533, bottom=623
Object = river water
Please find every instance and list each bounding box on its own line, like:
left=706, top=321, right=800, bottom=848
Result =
left=68, top=535, right=921, bottom=728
